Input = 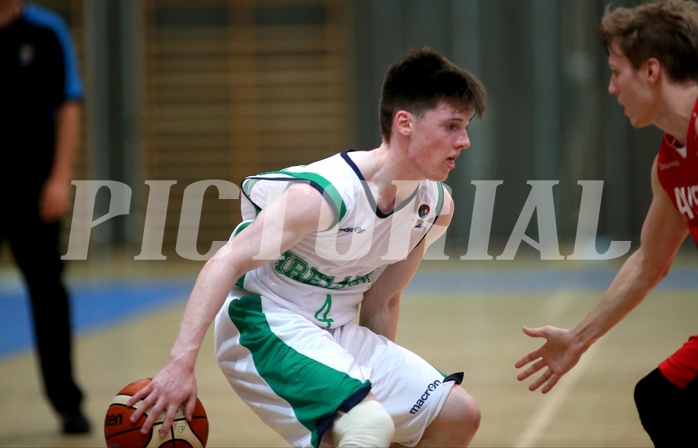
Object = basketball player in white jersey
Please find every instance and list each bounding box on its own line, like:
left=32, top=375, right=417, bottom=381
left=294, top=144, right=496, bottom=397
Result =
left=129, top=47, right=487, bottom=447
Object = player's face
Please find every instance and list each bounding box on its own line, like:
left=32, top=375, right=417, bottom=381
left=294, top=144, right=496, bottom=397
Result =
left=607, top=39, right=655, bottom=128
left=407, top=102, right=472, bottom=182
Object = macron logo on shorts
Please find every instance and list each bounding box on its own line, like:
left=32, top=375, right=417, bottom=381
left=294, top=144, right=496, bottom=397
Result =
left=409, top=379, right=442, bottom=414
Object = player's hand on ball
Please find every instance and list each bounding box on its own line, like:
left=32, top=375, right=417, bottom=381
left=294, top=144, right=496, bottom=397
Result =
left=106, top=377, right=208, bottom=447
left=127, top=364, right=198, bottom=439
left=514, top=325, right=585, bottom=394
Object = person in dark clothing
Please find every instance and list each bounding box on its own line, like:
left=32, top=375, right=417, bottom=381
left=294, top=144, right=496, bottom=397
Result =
left=0, top=0, right=90, bottom=434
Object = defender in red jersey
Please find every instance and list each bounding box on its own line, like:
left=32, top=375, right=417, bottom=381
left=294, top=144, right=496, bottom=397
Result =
left=515, top=1, right=698, bottom=446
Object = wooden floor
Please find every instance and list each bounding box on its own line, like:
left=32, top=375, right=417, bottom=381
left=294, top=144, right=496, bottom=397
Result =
left=1, top=254, right=697, bottom=447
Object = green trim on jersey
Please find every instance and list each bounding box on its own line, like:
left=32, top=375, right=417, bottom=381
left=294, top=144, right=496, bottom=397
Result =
left=244, top=170, right=348, bottom=223
left=228, top=295, right=371, bottom=448
left=231, top=220, right=253, bottom=289
left=241, top=179, right=263, bottom=215
left=435, top=182, right=445, bottom=217
left=279, top=169, right=347, bottom=222
left=434, top=366, right=449, bottom=379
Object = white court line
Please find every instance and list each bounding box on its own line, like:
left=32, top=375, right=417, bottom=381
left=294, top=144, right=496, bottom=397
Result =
left=514, top=341, right=602, bottom=447
left=514, top=288, right=603, bottom=447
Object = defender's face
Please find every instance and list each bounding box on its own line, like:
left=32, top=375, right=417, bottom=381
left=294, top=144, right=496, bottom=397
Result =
left=607, top=39, right=655, bottom=128
left=407, top=102, right=472, bottom=182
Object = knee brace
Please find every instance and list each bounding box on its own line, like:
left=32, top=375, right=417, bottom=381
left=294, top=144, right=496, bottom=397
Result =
left=332, top=400, right=395, bottom=447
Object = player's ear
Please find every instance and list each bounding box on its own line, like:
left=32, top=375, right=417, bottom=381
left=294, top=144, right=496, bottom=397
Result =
left=645, top=58, right=660, bottom=82
left=394, top=110, right=412, bottom=136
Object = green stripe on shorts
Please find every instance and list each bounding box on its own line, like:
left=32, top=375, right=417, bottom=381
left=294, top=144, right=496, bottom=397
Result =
left=228, top=295, right=370, bottom=447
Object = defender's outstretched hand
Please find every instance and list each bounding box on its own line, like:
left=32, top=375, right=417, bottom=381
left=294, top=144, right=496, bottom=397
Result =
left=515, top=326, right=585, bottom=394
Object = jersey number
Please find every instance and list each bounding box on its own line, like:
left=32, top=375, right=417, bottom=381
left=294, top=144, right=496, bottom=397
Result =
left=314, top=294, right=335, bottom=329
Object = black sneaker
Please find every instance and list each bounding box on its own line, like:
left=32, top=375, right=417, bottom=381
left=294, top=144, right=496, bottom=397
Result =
left=61, top=412, right=92, bottom=434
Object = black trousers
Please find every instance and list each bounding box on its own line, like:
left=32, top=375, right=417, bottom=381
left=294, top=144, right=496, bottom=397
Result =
left=1, top=196, right=84, bottom=416
left=635, top=367, right=698, bottom=447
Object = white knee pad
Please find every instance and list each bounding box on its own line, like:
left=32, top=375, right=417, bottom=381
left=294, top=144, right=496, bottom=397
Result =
left=332, top=400, right=395, bottom=447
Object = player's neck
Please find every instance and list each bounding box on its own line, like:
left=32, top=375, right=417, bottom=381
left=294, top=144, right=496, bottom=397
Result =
left=655, top=83, right=698, bottom=143
left=350, top=146, right=421, bottom=213
left=0, top=0, right=22, bottom=27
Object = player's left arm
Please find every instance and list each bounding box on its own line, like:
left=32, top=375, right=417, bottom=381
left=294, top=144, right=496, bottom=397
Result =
left=516, top=156, right=688, bottom=393
left=360, top=191, right=454, bottom=341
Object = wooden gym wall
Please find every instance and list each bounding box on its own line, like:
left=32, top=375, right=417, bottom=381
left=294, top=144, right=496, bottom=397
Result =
left=15, top=0, right=353, bottom=261
left=141, top=0, right=352, bottom=257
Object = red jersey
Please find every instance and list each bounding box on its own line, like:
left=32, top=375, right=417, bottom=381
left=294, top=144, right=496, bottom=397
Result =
left=660, top=336, right=698, bottom=389
left=656, top=97, right=698, bottom=389
left=656, top=97, right=698, bottom=246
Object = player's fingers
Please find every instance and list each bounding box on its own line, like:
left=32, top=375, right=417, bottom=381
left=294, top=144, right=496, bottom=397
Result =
left=519, top=359, right=547, bottom=379
left=517, top=358, right=546, bottom=381
left=157, top=405, right=181, bottom=439
left=521, top=325, right=546, bottom=338
left=129, top=391, right=156, bottom=423
left=127, top=382, right=153, bottom=408
left=139, top=404, right=162, bottom=434
left=514, top=350, right=540, bottom=369
left=528, top=368, right=552, bottom=392
left=541, top=373, right=561, bottom=394
left=129, top=399, right=148, bottom=423
left=184, top=395, right=197, bottom=421
left=135, top=391, right=166, bottom=432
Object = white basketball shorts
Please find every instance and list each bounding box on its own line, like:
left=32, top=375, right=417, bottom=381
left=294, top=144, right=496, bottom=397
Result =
left=214, top=292, right=463, bottom=447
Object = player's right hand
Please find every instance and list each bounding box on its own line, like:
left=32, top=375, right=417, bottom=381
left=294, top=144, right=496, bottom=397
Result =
left=514, top=325, right=585, bottom=394
left=127, top=365, right=198, bottom=439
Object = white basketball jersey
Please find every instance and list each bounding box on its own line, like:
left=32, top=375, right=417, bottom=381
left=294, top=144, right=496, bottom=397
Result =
left=234, top=152, right=446, bottom=328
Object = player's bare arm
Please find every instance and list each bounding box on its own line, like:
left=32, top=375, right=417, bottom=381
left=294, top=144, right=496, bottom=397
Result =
left=423, top=189, right=454, bottom=247
left=359, top=240, right=423, bottom=341
left=127, top=183, right=335, bottom=437
left=360, top=194, right=454, bottom=341
left=568, top=157, right=689, bottom=341
left=516, top=156, right=689, bottom=393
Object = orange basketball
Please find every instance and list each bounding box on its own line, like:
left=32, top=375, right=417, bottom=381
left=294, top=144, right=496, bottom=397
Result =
left=104, top=378, right=209, bottom=448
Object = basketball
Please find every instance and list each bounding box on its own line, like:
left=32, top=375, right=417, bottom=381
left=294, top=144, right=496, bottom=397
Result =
left=104, top=378, right=209, bottom=448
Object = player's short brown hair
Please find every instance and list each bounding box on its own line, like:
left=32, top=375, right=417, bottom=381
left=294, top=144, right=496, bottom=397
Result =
left=379, top=47, right=487, bottom=142
left=600, top=0, right=698, bottom=83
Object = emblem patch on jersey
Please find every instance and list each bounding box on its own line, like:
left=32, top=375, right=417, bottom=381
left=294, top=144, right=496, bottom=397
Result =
left=414, top=204, right=430, bottom=229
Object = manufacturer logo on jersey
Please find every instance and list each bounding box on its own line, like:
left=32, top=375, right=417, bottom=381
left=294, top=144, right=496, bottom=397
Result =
left=659, top=160, right=681, bottom=170
left=338, top=226, right=365, bottom=234
left=409, top=379, right=442, bottom=414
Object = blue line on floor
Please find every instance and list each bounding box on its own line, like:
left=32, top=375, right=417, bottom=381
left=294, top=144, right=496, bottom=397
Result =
left=1, top=265, right=695, bottom=359
left=0, top=278, right=194, bottom=358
